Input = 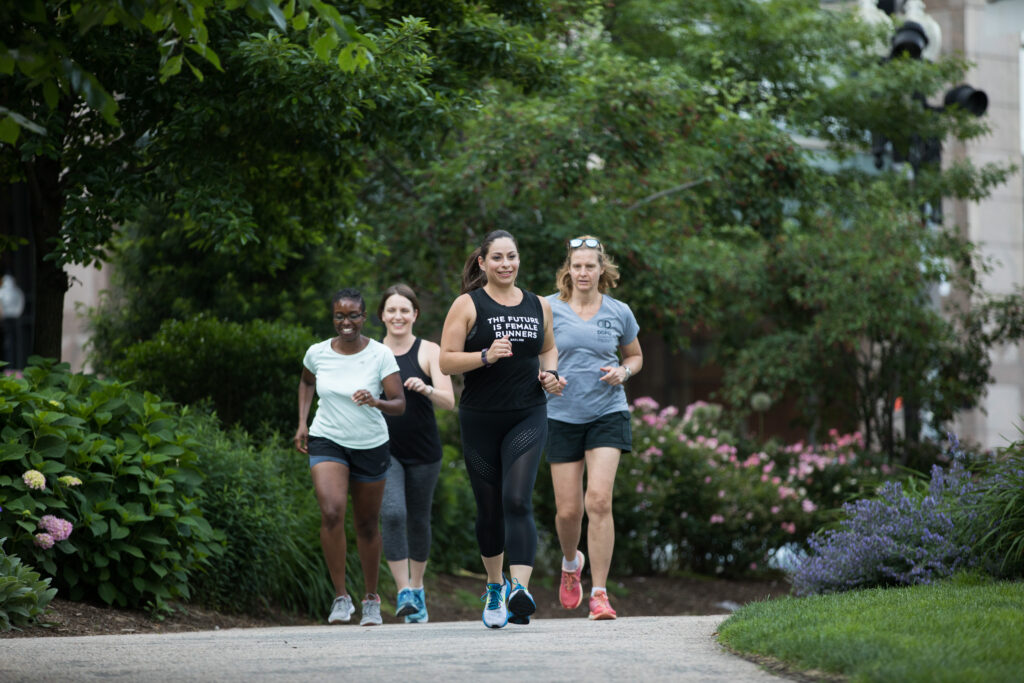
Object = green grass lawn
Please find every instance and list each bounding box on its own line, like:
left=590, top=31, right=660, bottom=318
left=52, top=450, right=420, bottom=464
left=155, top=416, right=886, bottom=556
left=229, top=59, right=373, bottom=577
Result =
left=717, top=574, right=1024, bottom=683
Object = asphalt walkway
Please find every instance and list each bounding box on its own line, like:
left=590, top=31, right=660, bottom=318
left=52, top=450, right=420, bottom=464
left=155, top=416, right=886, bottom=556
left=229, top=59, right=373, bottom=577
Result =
left=1, top=615, right=787, bottom=682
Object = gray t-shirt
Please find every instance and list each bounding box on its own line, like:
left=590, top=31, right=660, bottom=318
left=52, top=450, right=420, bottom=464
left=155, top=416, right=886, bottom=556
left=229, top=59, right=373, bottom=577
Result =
left=545, top=294, right=640, bottom=424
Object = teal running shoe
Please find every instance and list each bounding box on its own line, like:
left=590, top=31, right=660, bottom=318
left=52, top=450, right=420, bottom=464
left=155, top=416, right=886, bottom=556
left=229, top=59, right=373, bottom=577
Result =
left=481, top=579, right=508, bottom=629
left=506, top=577, right=536, bottom=625
left=406, top=587, right=428, bottom=624
left=396, top=587, right=417, bottom=618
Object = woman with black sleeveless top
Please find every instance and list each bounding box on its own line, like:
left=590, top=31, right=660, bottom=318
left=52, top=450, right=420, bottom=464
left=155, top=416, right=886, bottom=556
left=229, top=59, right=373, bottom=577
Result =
left=378, top=284, right=455, bottom=624
left=440, top=230, right=567, bottom=629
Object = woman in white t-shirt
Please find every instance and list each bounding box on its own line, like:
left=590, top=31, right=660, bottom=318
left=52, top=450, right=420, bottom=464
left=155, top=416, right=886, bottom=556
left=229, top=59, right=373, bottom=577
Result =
left=544, top=236, right=643, bottom=621
left=295, top=288, right=405, bottom=627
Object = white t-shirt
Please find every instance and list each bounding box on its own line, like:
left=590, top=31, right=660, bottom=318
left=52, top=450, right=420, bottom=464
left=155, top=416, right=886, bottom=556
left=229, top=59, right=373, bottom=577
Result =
left=303, top=338, right=400, bottom=449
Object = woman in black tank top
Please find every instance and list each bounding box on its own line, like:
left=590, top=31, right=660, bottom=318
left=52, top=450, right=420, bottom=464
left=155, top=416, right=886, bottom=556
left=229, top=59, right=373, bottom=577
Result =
left=378, top=284, right=454, bottom=624
left=439, top=230, right=567, bottom=629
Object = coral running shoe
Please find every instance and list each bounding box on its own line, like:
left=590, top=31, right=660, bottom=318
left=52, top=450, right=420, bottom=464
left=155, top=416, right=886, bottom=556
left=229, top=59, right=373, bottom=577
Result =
left=588, top=590, right=617, bottom=620
left=559, top=550, right=586, bottom=609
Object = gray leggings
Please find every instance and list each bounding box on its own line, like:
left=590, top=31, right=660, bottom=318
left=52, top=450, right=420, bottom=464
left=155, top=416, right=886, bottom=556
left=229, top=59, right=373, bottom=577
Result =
left=381, top=456, right=443, bottom=562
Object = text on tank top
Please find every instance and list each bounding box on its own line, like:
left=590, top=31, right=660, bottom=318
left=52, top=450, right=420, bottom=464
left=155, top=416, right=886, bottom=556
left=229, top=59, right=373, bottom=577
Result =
left=461, top=288, right=546, bottom=411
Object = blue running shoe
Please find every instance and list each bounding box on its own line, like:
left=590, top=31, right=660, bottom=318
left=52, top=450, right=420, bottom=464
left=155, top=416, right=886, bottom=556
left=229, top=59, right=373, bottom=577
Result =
left=406, top=587, right=428, bottom=624
left=396, top=587, right=417, bottom=618
left=506, top=577, right=536, bottom=625
left=481, top=580, right=508, bottom=629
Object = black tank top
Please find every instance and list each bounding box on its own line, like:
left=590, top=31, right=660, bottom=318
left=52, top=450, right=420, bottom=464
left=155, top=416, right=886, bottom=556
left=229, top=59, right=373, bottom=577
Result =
left=383, top=337, right=443, bottom=464
left=461, top=287, right=546, bottom=411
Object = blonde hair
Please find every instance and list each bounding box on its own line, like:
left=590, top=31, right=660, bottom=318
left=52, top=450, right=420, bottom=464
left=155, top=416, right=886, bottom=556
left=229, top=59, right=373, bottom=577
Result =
left=555, top=235, right=621, bottom=301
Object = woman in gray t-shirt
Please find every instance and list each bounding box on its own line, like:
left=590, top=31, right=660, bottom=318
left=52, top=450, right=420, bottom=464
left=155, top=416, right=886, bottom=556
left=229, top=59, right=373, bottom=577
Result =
left=544, top=236, right=643, bottom=621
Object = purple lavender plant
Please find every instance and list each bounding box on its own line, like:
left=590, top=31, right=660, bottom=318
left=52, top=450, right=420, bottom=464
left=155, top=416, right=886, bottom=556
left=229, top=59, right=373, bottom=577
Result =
left=791, top=446, right=984, bottom=596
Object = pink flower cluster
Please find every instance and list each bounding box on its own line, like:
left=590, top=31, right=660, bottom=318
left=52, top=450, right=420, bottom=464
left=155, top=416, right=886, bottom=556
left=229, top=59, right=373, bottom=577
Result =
left=38, top=515, right=73, bottom=542
left=34, top=533, right=55, bottom=549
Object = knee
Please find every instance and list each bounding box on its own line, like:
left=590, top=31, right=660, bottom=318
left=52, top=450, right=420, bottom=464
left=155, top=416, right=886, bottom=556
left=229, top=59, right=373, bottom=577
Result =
left=380, top=506, right=404, bottom=530
left=503, top=492, right=532, bottom=519
left=585, top=490, right=613, bottom=518
left=320, top=504, right=346, bottom=530
left=353, top=514, right=380, bottom=541
left=556, top=502, right=584, bottom=524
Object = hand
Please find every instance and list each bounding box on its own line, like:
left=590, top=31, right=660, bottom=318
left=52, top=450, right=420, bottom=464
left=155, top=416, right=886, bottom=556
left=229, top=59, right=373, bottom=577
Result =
left=486, top=335, right=513, bottom=364
left=404, top=377, right=432, bottom=396
left=599, top=365, right=628, bottom=386
left=294, top=427, right=309, bottom=454
left=351, top=389, right=377, bottom=408
left=539, top=370, right=567, bottom=396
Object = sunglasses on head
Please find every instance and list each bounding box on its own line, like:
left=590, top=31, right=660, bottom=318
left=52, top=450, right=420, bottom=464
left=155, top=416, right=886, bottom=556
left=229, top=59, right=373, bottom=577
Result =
left=568, top=238, right=601, bottom=249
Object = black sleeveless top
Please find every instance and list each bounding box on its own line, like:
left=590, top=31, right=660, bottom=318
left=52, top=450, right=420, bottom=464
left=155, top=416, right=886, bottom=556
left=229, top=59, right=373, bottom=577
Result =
left=382, top=337, right=443, bottom=465
left=461, top=288, right=546, bottom=411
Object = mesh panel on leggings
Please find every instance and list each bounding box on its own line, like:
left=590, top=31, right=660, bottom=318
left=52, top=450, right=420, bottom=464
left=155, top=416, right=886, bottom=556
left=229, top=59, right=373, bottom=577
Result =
left=506, top=426, right=541, bottom=461
left=464, top=447, right=498, bottom=484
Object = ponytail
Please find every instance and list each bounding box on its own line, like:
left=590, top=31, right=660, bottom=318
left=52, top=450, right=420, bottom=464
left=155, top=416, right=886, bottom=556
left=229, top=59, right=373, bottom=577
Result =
left=461, top=248, right=486, bottom=294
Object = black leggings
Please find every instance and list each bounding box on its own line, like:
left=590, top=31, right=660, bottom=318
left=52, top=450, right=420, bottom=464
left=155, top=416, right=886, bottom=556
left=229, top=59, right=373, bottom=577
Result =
left=458, top=404, right=547, bottom=566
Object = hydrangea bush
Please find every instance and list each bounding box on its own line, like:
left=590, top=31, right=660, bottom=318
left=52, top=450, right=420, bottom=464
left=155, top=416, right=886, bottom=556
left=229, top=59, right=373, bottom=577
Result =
left=534, top=397, right=885, bottom=577
left=0, top=357, right=223, bottom=613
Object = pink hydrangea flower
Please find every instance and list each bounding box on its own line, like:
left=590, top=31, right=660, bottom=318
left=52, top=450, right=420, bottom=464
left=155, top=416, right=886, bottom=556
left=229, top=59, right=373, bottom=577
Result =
left=709, top=514, right=725, bottom=524
left=632, top=396, right=660, bottom=411
left=22, top=470, right=46, bottom=490
left=39, top=515, right=73, bottom=542
left=802, top=499, right=818, bottom=513
left=781, top=522, right=796, bottom=534
left=34, top=533, right=55, bottom=549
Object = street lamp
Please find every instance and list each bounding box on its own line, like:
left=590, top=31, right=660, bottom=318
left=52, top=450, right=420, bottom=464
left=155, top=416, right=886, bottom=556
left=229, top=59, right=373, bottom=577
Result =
left=943, top=85, right=988, bottom=117
left=891, top=20, right=928, bottom=59
left=862, top=1, right=988, bottom=169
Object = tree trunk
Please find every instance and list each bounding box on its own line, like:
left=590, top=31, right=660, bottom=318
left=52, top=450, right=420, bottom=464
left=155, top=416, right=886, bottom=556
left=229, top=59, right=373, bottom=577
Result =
left=25, top=156, right=68, bottom=361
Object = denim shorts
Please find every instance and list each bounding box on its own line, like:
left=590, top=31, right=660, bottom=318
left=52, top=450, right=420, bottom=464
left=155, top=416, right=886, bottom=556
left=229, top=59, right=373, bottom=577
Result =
left=308, top=436, right=391, bottom=482
left=545, top=411, right=632, bottom=463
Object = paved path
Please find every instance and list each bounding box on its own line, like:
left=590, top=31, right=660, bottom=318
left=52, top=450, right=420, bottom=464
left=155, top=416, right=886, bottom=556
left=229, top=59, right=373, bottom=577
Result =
left=1, top=615, right=787, bottom=682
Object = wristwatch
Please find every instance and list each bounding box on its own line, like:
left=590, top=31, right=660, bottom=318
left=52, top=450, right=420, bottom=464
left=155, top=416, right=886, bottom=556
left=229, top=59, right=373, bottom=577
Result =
left=623, top=366, right=632, bottom=381
left=545, top=370, right=559, bottom=381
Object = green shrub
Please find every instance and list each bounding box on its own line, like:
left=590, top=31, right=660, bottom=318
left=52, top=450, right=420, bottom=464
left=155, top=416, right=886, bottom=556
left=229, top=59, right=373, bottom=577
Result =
left=0, top=357, right=223, bottom=613
left=0, top=537, right=57, bottom=632
left=105, top=316, right=317, bottom=437
left=188, top=422, right=337, bottom=617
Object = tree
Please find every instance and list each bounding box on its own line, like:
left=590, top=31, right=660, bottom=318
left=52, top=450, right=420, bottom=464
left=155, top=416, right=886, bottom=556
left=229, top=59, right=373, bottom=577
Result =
left=87, top=0, right=1023, bottom=458
left=2, top=1, right=556, bottom=359
left=356, top=0, right=1022, bottom=458
left=1, top=1, right=373, bottom=139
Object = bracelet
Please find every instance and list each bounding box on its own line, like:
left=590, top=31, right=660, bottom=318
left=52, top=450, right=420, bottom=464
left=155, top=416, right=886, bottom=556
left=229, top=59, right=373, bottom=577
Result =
left=427, top=385, right=434, bottom=395
left=481, top=348, right=492, bottom=368
left=623, top=366, right=632, bottom=381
